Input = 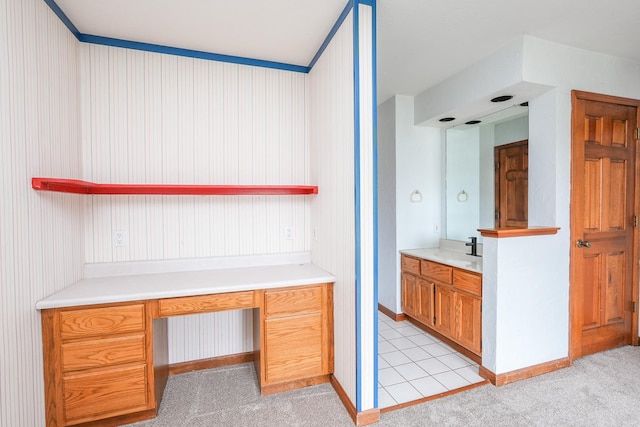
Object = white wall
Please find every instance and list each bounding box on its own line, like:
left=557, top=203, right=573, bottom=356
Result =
left=377, top=97, right=397, bottom=311
left=78, top=44, right=311, bottom=363
left=308, top=9, right=357, bottom=406
left=378, top=95, right=440, bottom=313
left=414, top=35, right=640, bottom=374
left=0, top=1, right=84, bottom=425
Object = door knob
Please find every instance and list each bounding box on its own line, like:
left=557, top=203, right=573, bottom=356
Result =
left=577, top=239, right=592, bottom=248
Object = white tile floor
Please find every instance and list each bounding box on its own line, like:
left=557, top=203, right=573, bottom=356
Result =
left=378, top=311, right=485, bottom=408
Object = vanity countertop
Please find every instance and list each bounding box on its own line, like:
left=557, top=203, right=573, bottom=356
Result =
left=400, top=247, right=482, bottom=274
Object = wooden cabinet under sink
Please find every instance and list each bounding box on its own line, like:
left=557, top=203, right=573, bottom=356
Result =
left=401, top=254, right=482, bottom=358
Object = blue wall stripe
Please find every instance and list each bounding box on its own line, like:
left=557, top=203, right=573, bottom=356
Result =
left=43, top=0, right=360, bottom=74
left=42, top=0, right=80, bottom=37
left=78, top=34, right=309, bottom=73
left=307, top=1, right=354, bottom=70
left=352, top=0, right=363, bottom=413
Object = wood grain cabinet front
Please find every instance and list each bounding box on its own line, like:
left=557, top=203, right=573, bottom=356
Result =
left=259, top=283, right=334, bottom=394
left=401, top=254, right=482, bottom=358
left=40, top=283, right=334, bottom=425
left=42, top=302, right=157, bottom=427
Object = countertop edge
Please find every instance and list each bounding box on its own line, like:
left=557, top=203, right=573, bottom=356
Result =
left=36, top=263, right=336, bottom=310
left=400, top=249, right=482, bottom=274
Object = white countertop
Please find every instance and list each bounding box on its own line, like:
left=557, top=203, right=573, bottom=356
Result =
left=400, top=248, right=482, bottom=273
left=36, top=262, right=336, bottom=310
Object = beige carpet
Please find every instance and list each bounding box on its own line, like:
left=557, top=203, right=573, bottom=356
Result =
left=127, top=346, right=640, bottom=427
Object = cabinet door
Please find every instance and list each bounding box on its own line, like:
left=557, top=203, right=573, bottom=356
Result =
left=415, top=278, right=433, bottom=326
left=434, top=284, right=455, bottom=338
left=261, top=284, right=332, bottom=388
left=456, top=293, right=482, bottom=354
left=401, top=273, right=418, bottom=317
left=264, top=313, right=323, bottom=383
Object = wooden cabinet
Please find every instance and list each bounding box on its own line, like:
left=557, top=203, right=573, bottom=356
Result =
left=259, top=284, right=333, bottom=393
left=41, top=283, right=333, bottom=426
left=401, top=254, right=482, bottom=357
left=434, top=283, right=456, bottom=337
left=42, top=302, right=158, bottom=426
left=401, top=271, right=418, bottom=317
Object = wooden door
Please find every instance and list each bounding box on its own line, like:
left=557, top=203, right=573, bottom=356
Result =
left=495, top=140, right=528, bottom=228
left=570, top=90, right=640, bottom=359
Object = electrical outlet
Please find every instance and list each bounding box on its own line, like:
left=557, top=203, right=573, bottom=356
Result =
left=112, top=229, right=129, bottom=247
left=284, top=226, right=294, bottom=240
left=313, top=227, right=318, bottom=241
left=433, top=224, right=440, bottom=233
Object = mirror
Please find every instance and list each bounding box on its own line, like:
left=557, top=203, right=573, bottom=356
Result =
left=444, top=105, right=529, bottom=242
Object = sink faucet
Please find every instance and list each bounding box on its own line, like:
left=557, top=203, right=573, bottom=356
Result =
left=466, top=236, right=479, bottom=257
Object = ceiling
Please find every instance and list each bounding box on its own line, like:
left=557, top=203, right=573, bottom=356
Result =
left=55, top=0, right=640, bottom=104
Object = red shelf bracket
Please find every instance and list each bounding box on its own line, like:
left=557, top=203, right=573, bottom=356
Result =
left=32, top=178, right=318, bottom=196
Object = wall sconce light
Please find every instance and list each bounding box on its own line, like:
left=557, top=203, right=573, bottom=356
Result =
left=457, top=190, right=468, bottom=202
left=410, top=190, right=423, bottom=203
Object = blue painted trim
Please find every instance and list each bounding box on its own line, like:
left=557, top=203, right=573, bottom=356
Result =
left=352, top=0, right=363, bottom=413
left=370, top=0, right=379, bottom=410
left=42, top=0, right=80, bottom=37
left=42, top=0, right=309, bottom=73
left=308, top=1, right=354, bottom=70
left=43, top=0, right=365, bottom=75
left=78, top=34, right=310, bottom=73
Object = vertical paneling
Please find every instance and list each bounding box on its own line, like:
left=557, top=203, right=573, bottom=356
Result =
left=0, top=1, right=84, bottom=426
left=308, top=10, right=357, bottom=405
left=80, top=45, right=310, bottom=264
left=79, top=44, right=311, bottom=363
left=356, top=3, right=376, bottom=411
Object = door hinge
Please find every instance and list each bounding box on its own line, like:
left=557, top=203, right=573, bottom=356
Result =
left=633, top=301, right=637, bottom=313
left=495, top=162, right=500, bottom=170
left=635, top=128, right=640, bottom=140
left=480, top=340, right=483, bottom=351
left=634, top=215, right=639, bottom=228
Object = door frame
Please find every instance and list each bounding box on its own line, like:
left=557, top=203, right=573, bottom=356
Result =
left=569, top=90, right=640, bottom=361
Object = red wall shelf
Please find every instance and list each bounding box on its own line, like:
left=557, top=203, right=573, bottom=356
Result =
left=32, top=178, right=318, bottom=196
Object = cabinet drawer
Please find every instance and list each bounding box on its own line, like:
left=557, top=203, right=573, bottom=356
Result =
left=401, top=255, right=420, bottom=275
left=63, top=364, right=148, bottom=424
left=421, top=260, right=452, bottom=284
left=453, top=269, right=482, bottom=297
left=158, top=291, right=255, bottom=317
left=265, top=286, right=323, bottom=317
left=60, top=304, right=145, bottom=340
left=62, top=334, right=146, bottom=372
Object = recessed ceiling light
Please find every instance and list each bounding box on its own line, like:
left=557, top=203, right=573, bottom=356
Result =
left=465, top=120, right=481, bottom=125
left=490, top=95, right=513, bottom=103
left=439, top=117, right=455, bottom=122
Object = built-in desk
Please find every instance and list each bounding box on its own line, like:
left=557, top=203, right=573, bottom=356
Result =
left=37, top=259, right=335, bottom=427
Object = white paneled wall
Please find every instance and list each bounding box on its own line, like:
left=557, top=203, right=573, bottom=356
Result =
left=356, top=3, right=376, bottom=412
left=0, top=1, right=84, bottom=426
left=79, top=45, right=310, bottom=264
left=309, top=10, right=357, bottom=405
left=78, top=45, right=312, bottom=363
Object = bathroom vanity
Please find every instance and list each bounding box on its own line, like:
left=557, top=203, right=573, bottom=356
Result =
left=400, top=246, right=482, bottom=361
